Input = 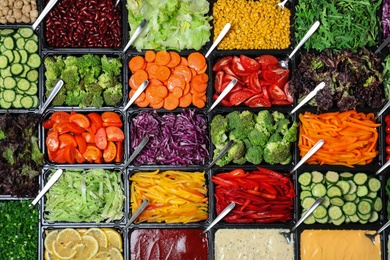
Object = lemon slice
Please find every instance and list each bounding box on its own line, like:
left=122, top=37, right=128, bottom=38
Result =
left=77, top=228, right=88, bottom=235
left=44, top=230, right=59, bottom=253
left=91, top=251, right=111, bottom=260
left=110, top=247, right=124, bottom=260
left=57, top=228, right=82, bottom=245
left=84, top=228, right=109, bottom=248
left=52, top=240, right=77, bottom=260
left=104, top=229, right=123, bottom=251
left=44, top=250, right=57, bottom=260
left=73, top=235, right=99, bottom=259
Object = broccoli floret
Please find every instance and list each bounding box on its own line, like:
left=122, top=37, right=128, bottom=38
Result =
left=98, top=72, right=114, bottom=89
left=245, top=145, right=263, bottom=164
left=2, top=145, right=16, bottom=165
left=256, top=110, right=275, bottom=135
left=210, top=115, right=229, bottom=147
left=51, top=87, right=66, bottom=106
left=248, top=128, right=268, bottom=147
left=64, top=56, right=79, bottom=67
left=229, top=111, right=255, bottom=140
left=78, top=54, right=101, bottom=77
left=272, top=111, right=286, bottom=122
left=83, top=71, right=98, bottom=86
left=85, top=82, right=103, bottom=95
left=242, top=138, right=252, bottom=149
left=283, top=121, right=299, bottom=143
left=101, top=55, right=122, bottom=76
left=214, top=148, right=233, bottom=167
left=61, top=65, right=80, bottom=88
left=263, top=140, right=292, bottom=165
left=44, top=56, right=64, bottom=80
left=275, top=118, right=291, bottom=135
left=81, top=92, right=104, bottom=108
left=103, top=83, right=123, bottom=106
left=65, top=89, right=86, bottom=106
left=233, top=157, right=247, bottom=165
left=268, top=132, right=283, bottom=143
left=226, top=111, right=240, bottom=130
left=227, top=140, right=245, bottom=160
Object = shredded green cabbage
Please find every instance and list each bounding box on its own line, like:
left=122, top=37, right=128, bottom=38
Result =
left=127, top=0, right=212, bottom=51
left=44, top=169, right=124, bottom=223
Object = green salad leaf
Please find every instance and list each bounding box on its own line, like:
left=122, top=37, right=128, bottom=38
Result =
left=127, top=0, right=212, bottom=51
left=44, top=169, right=125, bottom=223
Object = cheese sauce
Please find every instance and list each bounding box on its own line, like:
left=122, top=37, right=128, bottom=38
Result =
left=301, top=230, right=381, bottom=260
left=214, top=229, right=294, bottom=260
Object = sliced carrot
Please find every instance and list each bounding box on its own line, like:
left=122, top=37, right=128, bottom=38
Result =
left=195, top=73, right=209, bottom=83
left=146, top=63, right=159, bottom=79
left=174, top=65, right=192, bottom=82
left=156, top=65, right=171, bottom=81
left=180, top=57, right=188, bottom=66
left=146, top=86, right=163, bottom=104
left=167, top=51, right=181, bottom=68
left=132, top=69, right=148, bottom=88
left=167, top=74, right=186, bottom=91
left=192, top=94, right=206, bottom=108
left=136, top=98, right=150, bottom=108
left=191, top=80, right=207, bottom=93
left=172, top=87, right=184, bottom=98
left=128, top=74, right=137, bottom=89
left=163, top=93, right=179, bottom=110
left=129, top=89, right=146, bottom=103
left=145, top=50, right=156, bottom=63
left=155, top=50, right=171, bottom=65
left=188, top=52, right=206, bottom=71
left=150, top=99, right=164, bottom=109
left=149, top=78, right=163, bottom=86
left=196, top=64, right=207, bottom=74
left=191, top=89, right=206, bottom=97
left=190, top=68, right=197, bottom=78
left=129, top=56, right=145, bottom=73
left=179, top=93, right=192, bottom=107
left=149, top=84, right=168, bottom=99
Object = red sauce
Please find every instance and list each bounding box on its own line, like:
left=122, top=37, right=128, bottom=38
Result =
left=130, top=229, right=208, bottom=260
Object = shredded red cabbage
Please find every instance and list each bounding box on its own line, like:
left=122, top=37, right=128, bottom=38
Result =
left=130, top=110, right=210, bottom=166
left=383, top=0, right=390, bottom=38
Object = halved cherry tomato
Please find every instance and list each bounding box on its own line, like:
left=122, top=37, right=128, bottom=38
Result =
left=106, top=126, right=125, bottom=142
left=248, top=72, right=261, bottom=92
left=102, top=112, right=123, bottom=127
left=64, top=146, right=76, bottom=164
left=269, top=84, right=287, bottom=101
left=386, top=135, right=390, bottom=145
left=67, top=121, right=86, bottom=135
left=95, top=127, right=108, bottom=150
left=74, top=148, right=86, bottom=163
left=82, top=132, right=96, bottom=143
left=53, top=122, right=69, bottom=135
left=46, top=130, right=59, bottom=152
left=69, top=113, right=90, bottom=129
left=75, top=135, right=87, bottom=153
left=231, top=56, right=251, bottom=77
left=240, top=55, right=260, bottom=72
left=83, top=145, right=102, bottom=163
left=214, top=71, right=224, bottom=93
left=262, top=68, right=289, bottom=88
left=213, top=56, right=232, bottom=72
left=229, top=89, right=253, bottom=106
left=87, top=112, right=103, bottom=128
left=59, top=133, right=77, bottom=148
left=103, top=141, right=117, bottom=163
left=51, top=111, right=70, bottom=124
left=53, top=147, right=67, bottom=163
left=244, top=95, right=271, bottom=107
left=115, top=141, right=124, bottom=163
left=42, top=119, right=53, bottom=129
left=255, top=55, right=279, bottom=69
left=385, top=115, right=390, bottom=125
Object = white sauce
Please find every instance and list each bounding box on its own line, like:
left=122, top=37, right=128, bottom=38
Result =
left=214, top=229, right=294, bottom=260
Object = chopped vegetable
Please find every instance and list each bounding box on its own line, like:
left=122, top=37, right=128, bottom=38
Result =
left=44, top=169, right=124, bottom=223
left=213, top=0, right=290, bottom=50
left=290, top=48, right=385, bottom=111
left=0, top=113, right=43, bottom=197
left=130, top=110, right=209, bottom=166
left=210, top=110, right=298, bottom=166
left=130, top=169, right=208, bottom=223
left=0, top=200, right=39, bottom=258
left=383, top=0, right=390, bottom=40
left=128, top=51, right=207, bottom=109
left=127, top=0, right=212, bottom=51
left=212, top=168, right=295, bottom=223
left=44, top=54, right=123, bottom=108
left=295, top=0, right=380, bottom=51
left=300, top=171, right=382, bottom=225
left=298, top=110, right=379, bottom=168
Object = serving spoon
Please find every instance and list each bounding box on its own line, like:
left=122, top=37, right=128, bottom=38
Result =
left=32, top=0, right=60, bottom=30
left=201, top=202, right=236, bottom=235
left=123, top=199, right=149, bottom=230
left=31, top=169, right=63, bottom=206
left=39, top=80, right=64, bottom=114
left=365, top=219, right=390, bottom=244
left=289, top=82, right=325, bottom=116
left=376, top=160, right=390, bottom=175
left=290, top=139, right=324, bottom=174
left=123, top=18, right=148, bottom=53
left=123, top=80, right=149, bottom=112
left=277, top=0, right=289, bottom=9
left=206, top=140, right=234, bottom=171
left=280, top=21, right=320, bottom=69
left=120, top=136, right=149, bottom=173
left=205, top=23, right=231, bottom=59
left=280, top=197, right=323, bottom=243
left=208, top=78, right=237, bottom=113
left=376, top=100, right=390, bottom=118
left=375, top=36, right=390, bottom=54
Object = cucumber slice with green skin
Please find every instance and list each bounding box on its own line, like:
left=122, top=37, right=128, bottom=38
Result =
left=0, top=29, right=15, bottom=36
left=368, top=211, right=379, bottom=223
left=302, top=197, right=316, bottom=210
left=3, top=49, right=14, bottom=63
left=357, top=200, right=372, bottom=215
left=331, top=215, right=345, bottom=226
left=301, top=185, right=311, bottom=191
left=348, top=180, right=357, bottom=194
left=357, top=212, right=371, bottom=221
left=300, top=190, right=312, bottom=200
left=312, top=205, right=327, bottom=219
left=3, top=76, right=16, bottom=89
left=302, top=210, right=316, bottom=224
left=315, top=215, right=329, bottom=224
left=31, top=95, right=38, bottom=108
left=328, top=205, right=343, bottom=220
left=17, top=78, right=30, bottom=91
left=10, top=63, right=23, bottom=76
left=312, top=183, right=327, bottom=197
left=12, top=94, right=23, bottom=108
left=373, top=197, right=382, bottom=212
left=356, top=185, right=368, bottom=197
left=325, top=171, right=339, bottom=184
left=336, top=180, right=350, bottom=195
left=327, top=186, right=342, bottom=198
left=16, top=37, right=25, bottom=49
left=342, top=201, right=357, bottom=216
left=321, top=196, right=330, bottom=208
left=20, top=95, right=33, bottom=109
left=24, top=39, right=38, bottom=54
left=0, top=55, right=8, bottom=69
left=349, top=214, right=360, bottom=223
left=27, top=53, right=41, bottom=68
left=26, top=69, right=38, bottom=82
left=330, top=197, right=344, bottom=207
left=340, top=172, right=353, bottom=180
left=3, top=89, right=15, bottom=102
left=19, top=50, right=28, bottom=64
left=0, top=99, right=11, bottom=108
left=18, top=28, right=34, bottom=38
left=3, top=36, right=15, bottom=50
left=367, top=191, right=377, bottom=199
left=311, top=171, right=324, bottom=183
left=13, top=50, right=21, bottom=63
left=24, top=83, right=38, bottom=95
left=299, top=172, right=312, bottom=186
left=353, top=173, right=368, bottom=185
left=343, top=193, right=357, bottom=202
left=367, top=178, right=381, bottom=192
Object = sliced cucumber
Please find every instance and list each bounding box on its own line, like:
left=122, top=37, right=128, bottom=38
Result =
left=372, top=197, right=382, bottom=212
left=353, top=173, right=368, bottom=185
left=24, top=39, right=38, bottom=54
left=3, top=89, right=15, bottom=102
left=0, top=55, right=9, bottom=69
left=3, top=76, right=16, bottom=89
left=3, top=36, right=15, bottom=50
left=330, top=197, right=344, bottom=207
left=325, top=171, right=339, bottom=184
left=357, top=200, right=372, bottom=215
left=298, top=172, right=312, bottom=186
left=336, top=180, right=350, bottom=195
left=17, top=78, right=30, bottom=91
left=26, top=69, right=38, bottom=82
left=10, top=63, right=23, bottom=76
left=328, top=205, right=343, bottom=220
left=312, top=183, right=326, bottom=197
left=313, top=205, right=327, bottom=219
left=18, top=28, right=34, bottom=38
left=327, top=186, right=342, bottom=198
left=340, top=172, right=353, bottom=180
left=342, top=201, right=357, bottom=216
left=302, top=197, right=316, bottom=210
left=27, top=53, right=41, bottom=68
left=20, top=95, right=33, bottom=109
left=356, top=185, right=368, bottom=197
left=300, top=190, right=312, bottom=200
left=311, top=171, right=324, bottom=183
left=367, top=178, right=381, bottom=192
